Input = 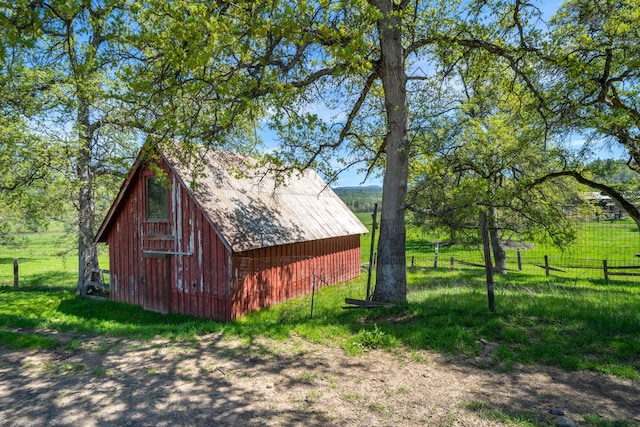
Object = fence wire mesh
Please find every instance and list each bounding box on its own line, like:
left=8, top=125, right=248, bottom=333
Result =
left=404, top=217, right=640, bottom=284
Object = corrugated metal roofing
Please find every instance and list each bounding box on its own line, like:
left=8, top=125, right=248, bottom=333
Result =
left=163, top=147, right=368, bottom=253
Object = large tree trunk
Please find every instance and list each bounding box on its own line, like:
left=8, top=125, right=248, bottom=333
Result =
left=372, top=0, right=409, bottom=303
left=75, top=100, right=99, bottom=296
left=487, top=207, right=507, bottom=274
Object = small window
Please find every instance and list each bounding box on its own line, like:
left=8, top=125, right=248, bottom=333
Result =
left=146, top=177, right=168, bottom=221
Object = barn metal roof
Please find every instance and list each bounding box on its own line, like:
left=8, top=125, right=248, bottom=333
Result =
left=161, top=146, right=368, bottom=253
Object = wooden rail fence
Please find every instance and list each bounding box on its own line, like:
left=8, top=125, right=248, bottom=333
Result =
left=446, top=256, right=640, bottom=281
left=603, top=260, right=640, bottom=280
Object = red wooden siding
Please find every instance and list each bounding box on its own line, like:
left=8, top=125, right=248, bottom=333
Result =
left=231, top=234, right=361, bottom=319
left=168, top=177, right=232, bottom=321
left=103, top=159, right=234, bottom=321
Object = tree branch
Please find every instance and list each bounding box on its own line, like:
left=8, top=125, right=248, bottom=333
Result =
left=532, top=170, right=640, bottom=227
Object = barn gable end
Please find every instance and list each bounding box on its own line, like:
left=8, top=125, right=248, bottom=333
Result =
left=95, top=142, right=367, bottom=320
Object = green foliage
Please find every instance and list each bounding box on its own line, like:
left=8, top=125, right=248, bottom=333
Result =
left=346, top=323, right=398, bottom=354
left=0, top=115, right=72, bottom=236
left=548, top=0, right=640, bottom=171
left=407, top=54, right=580, bottom=250
left=588, top=159, right=639, bottom=185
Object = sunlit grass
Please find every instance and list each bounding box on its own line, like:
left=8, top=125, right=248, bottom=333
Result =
left=1, top=229, right=639, bottom=381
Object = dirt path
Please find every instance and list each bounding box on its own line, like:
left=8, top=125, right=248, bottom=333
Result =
left=1, top=332, right=638, bottom=426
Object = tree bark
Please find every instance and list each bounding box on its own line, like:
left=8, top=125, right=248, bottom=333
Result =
left=487, top=206, right=507, bottom=274
left=75, top=99, right=99, bottom=296
left=372, top=0, right=409, bottom=303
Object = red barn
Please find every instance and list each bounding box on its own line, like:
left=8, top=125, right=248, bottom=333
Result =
left=94, top=142, right=368, bottom=321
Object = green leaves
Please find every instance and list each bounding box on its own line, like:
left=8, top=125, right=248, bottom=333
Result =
left=407, top=39, right=579, bottom=249
left=548, top=0, right=640, bottom=170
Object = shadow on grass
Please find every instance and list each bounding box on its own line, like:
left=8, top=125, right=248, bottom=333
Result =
left=1, top=270, right=77, bottom=291
left=2, top=269, right=639, bottom=380
left=0, top=257, right=35, bottom=265
left=0, top=330, right=61, bottom=350
left=53, top=297, right=226, bottom=339
left=231, top=273, right=640, bottom=379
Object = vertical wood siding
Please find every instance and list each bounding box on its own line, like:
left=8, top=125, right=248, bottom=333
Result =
left=231, top=234, right=362, bottom=319
left=104, top=160, right=233, bottom=321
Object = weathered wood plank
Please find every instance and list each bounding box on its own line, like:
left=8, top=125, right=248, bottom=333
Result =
left=344, top=298, right=394, bottom=308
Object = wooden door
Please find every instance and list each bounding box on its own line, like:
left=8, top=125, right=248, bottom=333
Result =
left=142, top=253, right=171, bottom=314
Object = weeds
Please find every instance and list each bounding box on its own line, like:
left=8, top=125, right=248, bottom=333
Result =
left=296, top=371, right=317, bottom=384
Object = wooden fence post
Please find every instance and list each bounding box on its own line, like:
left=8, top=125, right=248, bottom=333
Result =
left=517, top=249, right=522, bottom=271
left=450, top=257, right=455, bottom=271
left=13, top=259, right=18, bottom=289
left=544, top=255, right=550, bottom=277
left=603, top=260, right=608, bottom=281
left=433, top=243, right=439, bottom=270
left=411, top=255, right=415, bottom=268
left=480, top=212, right=495, bottom=312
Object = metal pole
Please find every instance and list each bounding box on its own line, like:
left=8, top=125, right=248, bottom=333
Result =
left=310, top=276, right=316, bottom=319
left=366, top=203, right=378, bottom=301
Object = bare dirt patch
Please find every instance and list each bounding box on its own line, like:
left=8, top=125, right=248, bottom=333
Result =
left=1, top=333, right=638, bottom=426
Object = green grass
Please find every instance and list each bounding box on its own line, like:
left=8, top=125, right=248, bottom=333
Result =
left=1, top=228, right=639, bottom=384
left=401, top=216, right=640, bottom=282
left=0, top=231, right=109, bottom=288
left=0, top=330, right=60, bottom=350
left=463, top=401, right=541, bottom=426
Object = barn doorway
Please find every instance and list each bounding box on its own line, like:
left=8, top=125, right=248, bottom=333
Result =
left=142, top=253, right=171, bottom=314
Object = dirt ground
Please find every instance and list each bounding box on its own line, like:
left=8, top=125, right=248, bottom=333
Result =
left=0, top=331, right=638, bottom=426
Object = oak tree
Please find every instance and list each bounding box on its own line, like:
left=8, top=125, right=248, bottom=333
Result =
left=1, top=1, right=138, bottom=293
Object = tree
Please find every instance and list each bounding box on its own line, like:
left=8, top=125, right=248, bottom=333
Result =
left=2, top=1, right=138, bottom=294
left=0, top=118, right=70, bottom=241
left=528, top=0, right=640, bottom=226
left=127, top=0, right=575, bottom=302
left=549, top=0, right=640, bottom=167
left=407, top=55, right=579, bottom=272
left=0, top=3, right=67, bottom=244
left=587, top=159, right=640, bottom=185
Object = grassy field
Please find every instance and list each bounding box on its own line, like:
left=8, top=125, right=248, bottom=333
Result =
left=1, top=224, right=639, bottom=382
left=359, top=212, right=640, bottom=282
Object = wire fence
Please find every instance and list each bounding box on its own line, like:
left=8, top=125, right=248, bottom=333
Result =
left=403, top=217, right=640, bottom=284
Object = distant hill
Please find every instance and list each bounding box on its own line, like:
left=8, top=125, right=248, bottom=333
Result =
left=333, top=186, right=382, bottom=213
